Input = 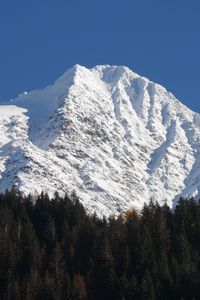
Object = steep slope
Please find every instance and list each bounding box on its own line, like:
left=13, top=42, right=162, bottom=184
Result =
left=0, top=64, right=200, bottom=216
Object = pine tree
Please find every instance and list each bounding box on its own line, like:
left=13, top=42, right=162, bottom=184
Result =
left=72, top=273, right=88, bottom=300
left=141, top=271, right=155, bottom=300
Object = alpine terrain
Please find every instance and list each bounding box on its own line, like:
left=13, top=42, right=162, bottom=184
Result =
left=0, top=65, right=200, bottom=217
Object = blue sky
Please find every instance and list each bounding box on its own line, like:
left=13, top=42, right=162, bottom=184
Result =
left=0, top=0, right=200, bottom=112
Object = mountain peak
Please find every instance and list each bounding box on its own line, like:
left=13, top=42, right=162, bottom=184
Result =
left=0, top=65, right=199, bottom=216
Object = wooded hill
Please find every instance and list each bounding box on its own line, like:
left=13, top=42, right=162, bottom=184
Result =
left=0, top=190, right=200, bottom=299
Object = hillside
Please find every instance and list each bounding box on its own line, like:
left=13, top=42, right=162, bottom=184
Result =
left=0, top=65, right=200, bottom=216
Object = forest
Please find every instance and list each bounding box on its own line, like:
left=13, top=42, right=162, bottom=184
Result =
left=0, top=189, right=200, bottom=300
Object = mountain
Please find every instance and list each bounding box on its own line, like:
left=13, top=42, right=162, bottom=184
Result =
left=0, top=64, right=200, bottom=216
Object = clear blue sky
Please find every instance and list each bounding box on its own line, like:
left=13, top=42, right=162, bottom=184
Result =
left=0, top=0, right=200, bottom=112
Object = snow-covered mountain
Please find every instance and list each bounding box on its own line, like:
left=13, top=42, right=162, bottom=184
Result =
left=0, top=64, right=200, bottom=216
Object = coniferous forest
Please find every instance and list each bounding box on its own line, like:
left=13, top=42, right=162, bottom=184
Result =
left=1, top=190, right=200, bottom=299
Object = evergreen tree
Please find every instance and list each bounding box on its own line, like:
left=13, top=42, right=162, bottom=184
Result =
left=141, top=271, right=155, bottom=300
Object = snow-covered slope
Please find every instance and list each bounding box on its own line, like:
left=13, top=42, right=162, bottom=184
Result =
left=1, top=64, right=200, bottom=216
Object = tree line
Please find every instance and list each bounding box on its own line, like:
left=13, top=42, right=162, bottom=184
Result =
left=0, top=189, right=200, bottom=299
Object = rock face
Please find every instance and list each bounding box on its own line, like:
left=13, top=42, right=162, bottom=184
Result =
left=0, top=64, right=200, bottom=216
